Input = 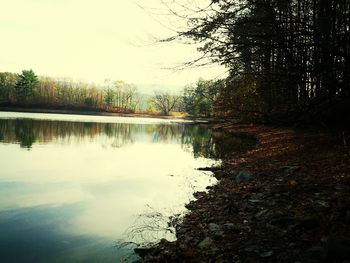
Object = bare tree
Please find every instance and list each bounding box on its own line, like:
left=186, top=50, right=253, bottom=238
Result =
left=151, top=90, right=180, bottom=115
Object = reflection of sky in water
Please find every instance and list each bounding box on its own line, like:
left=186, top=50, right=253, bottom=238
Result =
left=0, top=112, right=217, bottom=262
left=0, top=111, right=193, bottom=124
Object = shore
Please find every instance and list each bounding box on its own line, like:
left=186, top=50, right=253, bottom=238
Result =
left=0, top=107, right=223, bottom=124
left=0, top=106, right=179, bottom=119
left=138, top=124, right=350, bottom=262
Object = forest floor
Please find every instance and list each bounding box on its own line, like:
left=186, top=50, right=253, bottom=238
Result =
left=138, top=124, right=350, bottom=263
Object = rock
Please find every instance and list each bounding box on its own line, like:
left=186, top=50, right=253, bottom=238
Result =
left=326, top=237, right=350, bottom=262
left=236, top=171, right=254, bottom=183
left=248, top=199, right=264, bottom=204
left=255, top=209, right=268, bottom=218
left=346, top=210, right=350, bottom=223
left=312, top=200, right=330, bottom=212
left=214, top=170, right=227, bottom=179
left=253, top=193, right=265, bottom=199
left=306, top=246, right=325, bottom=260
left=223, top=223, right=236, bottom=230
left=197, top=166, right=221, bottom=172
left=269, top=185, right=288, bottom=195
left=198, top=237, right=214, bottom=249
left=193, top=191, right=206, bottom=199
left=177, top=227, right=190, bottom=235
left=279, top=165, right=301, bottom=175
left=259, top=250, right=274, bottom=258
left=244, top=246, right=258, bottom=253
left=185, top=201, right=196, bottom=210
left=209, top=223, right=221, bottom=232
left=270, top=216, right=296, bottom=227
left=197, top=167, right=214, bottom=171
left=300, top=216, right=319, bottom=229
left=134, top=247, right=154, bottom=258
left=289, top=180, right=298, bottom=186
left=208, top=223, right=224, bottom=237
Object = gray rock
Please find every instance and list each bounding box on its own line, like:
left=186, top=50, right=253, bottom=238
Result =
left=198, top=237, right=214, bottom=249
left=300, top=216, right=319, bottom=229
left=223, top=223, right=236, bottom=230
left=279, top=165, right=301, bottom=175
left=248, top=199, right=264, bottom=204
left=313, top=200, right=330, bottom=212
left=215, top=170, right=227, bottom=179
left=134, top=247, right=154, bottom=258
left=306, top=246, right=324, bottom=260
left=345, top=210, right=350, bottom=223
left=208, top=223, right=224, bottom=237
left=236, top=171, right=254, bottom=183
left=255, top=209, right=268, bottom=218
left=260, top=250, right=274, bottom=258
left=326, top=237, right=350, bottom=261
left=208, top=223, right=221, bottom=232
left=177, top=227, right=190, bottom=235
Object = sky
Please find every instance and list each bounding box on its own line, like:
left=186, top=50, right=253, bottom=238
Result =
left=0, top=0, right=226, bottom=93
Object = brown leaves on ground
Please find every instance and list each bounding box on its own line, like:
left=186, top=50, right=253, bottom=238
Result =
left=140, top=124, right=350, bottom=263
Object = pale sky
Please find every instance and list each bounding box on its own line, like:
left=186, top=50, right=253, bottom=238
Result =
left=0, top=0, right=226, bottom=92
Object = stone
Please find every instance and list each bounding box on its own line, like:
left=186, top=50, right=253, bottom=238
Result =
left=270, top=216, right=296, bottom=227
left=345, top=210, right=350, bottom=223
left=223, top=223, right=236, bottom=230
left=208, top=223, right=224, bottom=237
left=208, top=223, right=221, bottom=232
left=193, top=191, right=206, bottom=199
left=260, top=250, right=274, bottom=258
left=313, top=200, right=330, bottom=212
left=198, top=237, right=214, bottom=249
left=215, top=170, right=227, bottom=179
left=326, top=238, right=350, bottom=261
left=177, top=227, right=190, bottom=235
left=300, top=216, right=319, bottom=229
left=236, top=171, right=254, bottom=183
left=248, top=199, right=264, bottom=204
left=255, top=209, right=268, bottom=218
left=197, top=167, right=214, bottom=171
left=306, top=246, right=324, bottom=260
left=279, top=165, right=301, bottom=175
left=134, top=247, right=154, bottom=258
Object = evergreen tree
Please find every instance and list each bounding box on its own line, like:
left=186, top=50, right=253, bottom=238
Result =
left=15, top=69, right=38, bottom=104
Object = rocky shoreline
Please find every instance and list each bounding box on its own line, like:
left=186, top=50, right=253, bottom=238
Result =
left=136, top=124, right=350, bottom=262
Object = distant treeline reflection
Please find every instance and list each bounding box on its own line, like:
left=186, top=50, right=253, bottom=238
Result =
left=0, top=118, right=254, bottom=158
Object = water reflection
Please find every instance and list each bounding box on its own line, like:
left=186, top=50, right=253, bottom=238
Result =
left=0, top=118, right=255, bottom=159
left=0, top=112, right=254, bottom=262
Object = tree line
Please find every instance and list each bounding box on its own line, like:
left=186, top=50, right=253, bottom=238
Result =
left=0, top=69, right=223, bottom=117
left=163, top=0, right=350, bottom=124
left=0, top=70, right=143, bottom=113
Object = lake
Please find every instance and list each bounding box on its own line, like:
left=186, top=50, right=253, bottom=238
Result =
left=0, top=112, right=220, bottom=262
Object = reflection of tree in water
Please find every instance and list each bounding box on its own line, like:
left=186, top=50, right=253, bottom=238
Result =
left=181, top=125, right=257, bottom=159
left=0, top=119, right=187, bottom=149
left=152, top=125, right=183, bottom=143
left=103, top=123, right=138, bottom=148
left=181, top=125, right=217, bottom=159
left=0, top=119, right=140, bottom=149
left=14, top=119, right=36, bottom=149
left=0, top=119, right=255, bottom=155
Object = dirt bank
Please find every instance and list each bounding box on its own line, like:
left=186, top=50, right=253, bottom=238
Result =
left=138, top=124, right=350, bottom=262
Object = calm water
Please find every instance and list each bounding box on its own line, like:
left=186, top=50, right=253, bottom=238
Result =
left=0, top=112, right=220, bottom=262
